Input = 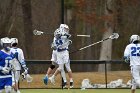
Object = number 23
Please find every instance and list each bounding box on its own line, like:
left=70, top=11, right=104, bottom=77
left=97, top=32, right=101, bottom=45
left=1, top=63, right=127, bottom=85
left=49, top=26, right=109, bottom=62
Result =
left=131, top=47, right=140, bottom=56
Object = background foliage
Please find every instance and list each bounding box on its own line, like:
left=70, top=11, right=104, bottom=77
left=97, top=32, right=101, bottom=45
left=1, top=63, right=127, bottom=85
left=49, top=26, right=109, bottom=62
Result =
left=0, top=0, right=140, bottom=60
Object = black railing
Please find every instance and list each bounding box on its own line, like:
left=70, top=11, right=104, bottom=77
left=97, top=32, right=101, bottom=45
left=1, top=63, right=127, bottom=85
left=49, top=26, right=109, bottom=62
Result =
left=20, top=60, right=130, bottom=89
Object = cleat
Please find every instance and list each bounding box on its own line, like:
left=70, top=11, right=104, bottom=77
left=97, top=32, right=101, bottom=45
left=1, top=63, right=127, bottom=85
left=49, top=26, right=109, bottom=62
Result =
left=49, top=76, right=55, bottom=85
left=63, top=82, right=67, bottom=88
left=43, top=76, right=48, bottom=85
left=70, top=82, right=74, bottom=88
left=17, top=90, right=21, bottom=93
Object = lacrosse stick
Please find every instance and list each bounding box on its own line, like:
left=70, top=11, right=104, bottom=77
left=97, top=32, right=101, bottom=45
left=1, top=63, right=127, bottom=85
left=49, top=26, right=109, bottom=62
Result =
left=70, top=33, right=119, bottom=54
left=33, top=29, right=90, bottom=37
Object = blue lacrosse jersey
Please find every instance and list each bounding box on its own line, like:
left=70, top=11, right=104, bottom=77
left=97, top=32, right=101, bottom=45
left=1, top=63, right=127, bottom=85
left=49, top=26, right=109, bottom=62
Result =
left=0, top=50, right=14, bottom=78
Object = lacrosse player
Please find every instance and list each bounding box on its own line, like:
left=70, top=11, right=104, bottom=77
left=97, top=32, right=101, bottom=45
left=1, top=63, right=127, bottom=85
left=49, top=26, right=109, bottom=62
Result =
left=44, top=24, right=74, bottom=88
left=10, top=38, right=29, bottom=93
left=0, top=37, right=14, bottom=93
left=124, top=35, right=140, bottom=93
left=43, top=29, right=59, bottom=84
left=49, top=24, right=73, bottom=88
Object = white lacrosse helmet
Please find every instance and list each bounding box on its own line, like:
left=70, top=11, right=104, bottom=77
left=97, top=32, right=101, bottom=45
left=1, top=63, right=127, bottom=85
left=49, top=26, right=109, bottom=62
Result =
left=54, top=28, right=62, bottom=38
left=59, top=24, right=69, bottom=33
left=11, top=38, right=18, bottom=45
left=0, top=37, right=11, bottom=51
left=130, top=35, right=140, bottom=43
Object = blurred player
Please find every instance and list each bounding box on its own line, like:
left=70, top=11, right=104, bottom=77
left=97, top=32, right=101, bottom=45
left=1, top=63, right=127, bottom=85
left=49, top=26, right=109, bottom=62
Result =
left=0, top=37, right=14, bottom=93
left=49, top=24, right=73, bottom=88
left=10, top=38, right=29, bottom=93
left=124, top=35, right=140, bottom=93
left=44, top=24, right=74, bottom=88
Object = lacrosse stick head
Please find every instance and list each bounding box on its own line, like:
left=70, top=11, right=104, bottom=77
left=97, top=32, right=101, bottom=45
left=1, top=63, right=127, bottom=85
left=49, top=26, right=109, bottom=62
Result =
left=33, top=29, right=44, bottom=35
left=109, top=33, right=119, bottom=39
left=21, top=73, right=33, bottom=83
left=26, top=74, right=33, bottom=83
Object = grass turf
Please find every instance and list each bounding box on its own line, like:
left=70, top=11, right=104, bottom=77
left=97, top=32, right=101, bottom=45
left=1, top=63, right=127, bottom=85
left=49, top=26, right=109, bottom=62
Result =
left=20, top=89, right=140, bottom=93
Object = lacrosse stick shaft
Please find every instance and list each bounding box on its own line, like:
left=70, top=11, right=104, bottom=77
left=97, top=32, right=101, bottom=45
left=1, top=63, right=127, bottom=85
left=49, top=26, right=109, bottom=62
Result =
left=70, top=38, right=109, bottom=54
left=33, top=30, right=90, bottom=37
left=70, top=33, right=119, bottom=54
left=76, top=35, right=90, bottom=37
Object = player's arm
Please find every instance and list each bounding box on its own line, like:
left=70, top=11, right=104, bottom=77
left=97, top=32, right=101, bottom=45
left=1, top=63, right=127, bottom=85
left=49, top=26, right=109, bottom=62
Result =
left=51, top=37, right=57, bottom=50
left=124, top=45, right=130, bottom=63
left=18, top=49, right=28, bottom=74
left=0, top=66, right=10, bottom=74
left=57, top=39, right=72, bottom=49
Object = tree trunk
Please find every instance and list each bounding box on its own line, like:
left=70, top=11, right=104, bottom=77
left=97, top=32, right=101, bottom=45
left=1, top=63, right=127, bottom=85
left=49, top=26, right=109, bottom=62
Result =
left=98, top=0, right=114, bottom=72
left=21, top=0, right=33, bottom=59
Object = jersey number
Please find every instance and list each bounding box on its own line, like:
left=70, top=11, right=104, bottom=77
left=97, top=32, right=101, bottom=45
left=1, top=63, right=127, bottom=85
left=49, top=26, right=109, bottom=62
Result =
left=131, top=47, right=140, bottom=56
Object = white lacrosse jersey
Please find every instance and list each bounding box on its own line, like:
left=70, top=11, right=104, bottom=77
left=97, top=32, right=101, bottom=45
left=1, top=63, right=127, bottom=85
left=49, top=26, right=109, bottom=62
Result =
left=124, top=43, right=140, bottom=66
left=51, top=37, right=57, bottom=62
left=10, top=47, right=25, bottom=70
left=52, top=37, right=57, bottom=47
left=55, top=37, right=70, bottom=52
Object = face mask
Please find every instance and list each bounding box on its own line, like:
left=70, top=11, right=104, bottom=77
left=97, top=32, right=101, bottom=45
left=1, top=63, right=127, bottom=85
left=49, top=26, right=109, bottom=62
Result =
left=3, top=43, right=11, bottom=51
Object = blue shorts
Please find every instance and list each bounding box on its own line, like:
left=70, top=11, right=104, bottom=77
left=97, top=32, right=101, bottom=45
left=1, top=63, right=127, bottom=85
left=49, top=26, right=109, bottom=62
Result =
left=0, top=77, right=12, bottom=90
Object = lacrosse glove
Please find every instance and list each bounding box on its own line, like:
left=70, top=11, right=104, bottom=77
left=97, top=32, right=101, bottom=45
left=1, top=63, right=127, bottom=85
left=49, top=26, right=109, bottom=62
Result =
left=124, top=56, right=130, bottom=63
left=1, top=67, right=10, bottom=74
left=21, top=66, right=28, bottom=80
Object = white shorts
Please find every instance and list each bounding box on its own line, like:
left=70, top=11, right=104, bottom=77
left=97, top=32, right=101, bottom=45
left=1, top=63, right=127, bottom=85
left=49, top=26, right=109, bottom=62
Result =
left=12, top=71, right=20, bottom=85
left=131, top=65, right=140, bottom=82
left=56, top=50, right=69, bottom=64
left=51, top=50, right=57, bottom=63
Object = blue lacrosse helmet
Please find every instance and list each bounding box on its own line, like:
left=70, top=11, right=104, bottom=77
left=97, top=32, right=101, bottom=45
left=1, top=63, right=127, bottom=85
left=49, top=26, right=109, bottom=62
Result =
left=43, top=76, right=48, bottom=85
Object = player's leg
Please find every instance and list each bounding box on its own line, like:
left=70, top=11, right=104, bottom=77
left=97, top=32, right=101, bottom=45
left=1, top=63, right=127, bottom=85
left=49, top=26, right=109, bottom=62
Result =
left=49, top=51, right=62, bottom=84
left=47, top=50, right=58, bottom=76
left=0, top=78, right=4, bottom=93
left=0, top=90, right=3, bottom=93
left=49, top=67, right=60, bottom=85
left=131, top=66, right=140, bottom=87
left=49, top=64, right=67, bottom=88
left=65, top=61, right=74, bottom=88
left=12, top=71, right=20, bottom=93
left=49, top=64, right=67, bottom=85
left=5, top=77, right=12, bottom=93
left=44, top=51, right=57, bottom=85
left=5, top=86, right=12, bottom=93
left=131, top=79, right=136, bottom=93
left=63, top=51, right=73, bottom=88
left=131, top=87, right=136, bottom=93
left=58, top=64, right=67, bottom=88
left=46, top=63, right=56, bottom=76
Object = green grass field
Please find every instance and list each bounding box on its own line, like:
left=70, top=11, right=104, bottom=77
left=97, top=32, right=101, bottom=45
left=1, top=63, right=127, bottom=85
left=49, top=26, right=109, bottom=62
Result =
left=19, top=89, right=140, bottom=93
